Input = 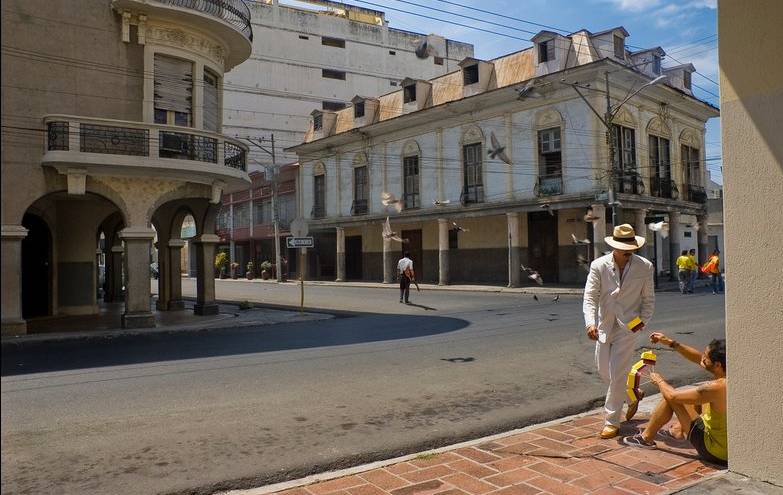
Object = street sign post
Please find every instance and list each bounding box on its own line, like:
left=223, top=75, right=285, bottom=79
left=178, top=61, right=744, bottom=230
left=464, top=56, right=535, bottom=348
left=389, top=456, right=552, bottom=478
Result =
left=286, top=236, right=314, bottom=249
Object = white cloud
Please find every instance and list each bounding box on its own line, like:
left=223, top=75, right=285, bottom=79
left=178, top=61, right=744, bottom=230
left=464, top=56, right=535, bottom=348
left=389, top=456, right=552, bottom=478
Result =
left=608, top=0, right=662, bottom=12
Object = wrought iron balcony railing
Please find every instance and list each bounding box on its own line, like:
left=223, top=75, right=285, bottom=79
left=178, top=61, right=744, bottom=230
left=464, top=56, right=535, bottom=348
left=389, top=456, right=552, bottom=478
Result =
left=687, top=184, right=708, bottom=203
left=534, top=174, right=563, bottom=197
left=311, top=205, right=325, bottom=219
left=45, top=117, right=247, bottom=172
left=460, top=185, right=485, bottom=204
left=351, top=199, right=368, bottom=215
left=650, top=177, right=679, bottom=200
left=156, top=0, right=253, bottom=41
left=615, top=169, right=645, bottom=195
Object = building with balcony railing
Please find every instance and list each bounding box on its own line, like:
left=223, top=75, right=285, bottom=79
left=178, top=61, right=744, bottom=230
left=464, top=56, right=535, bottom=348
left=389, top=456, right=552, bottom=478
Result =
left=1, top=0, right=253, bottom=334
left=289, top=26, right=718, bottom=285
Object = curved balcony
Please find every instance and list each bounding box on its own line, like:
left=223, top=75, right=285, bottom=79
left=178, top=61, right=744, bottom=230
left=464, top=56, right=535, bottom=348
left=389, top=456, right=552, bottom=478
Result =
left=111, top=0, right=253, bottom=68
left=42, top=115, right=250, bottom=190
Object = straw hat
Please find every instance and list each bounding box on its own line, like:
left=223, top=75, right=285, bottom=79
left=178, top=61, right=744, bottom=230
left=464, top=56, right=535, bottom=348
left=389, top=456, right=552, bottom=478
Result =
left=605, top=224, right=646, bottom=251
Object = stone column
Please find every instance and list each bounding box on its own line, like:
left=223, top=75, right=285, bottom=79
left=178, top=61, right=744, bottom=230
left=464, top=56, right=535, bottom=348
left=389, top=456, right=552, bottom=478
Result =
left=591, top=204, right=607, bottom=259
left=668, top=211, right=682, bottom=280
left=697, top=213, right=709, bottom=275
left=119, top=228, right=156, bottom=328
left=635, top=209, right=650, bottom=260
left=168, top=239, right=186, bottom=310
left=335, top=227, right=345, bottom=282
left=105, top=244, right=124, bottom=302
left=506, top=213, right=521, bottom=287
left=1, top=225, right=28, bottom=335
left=382, top=238, right=394, bottom=284
left=438, top=218, right=449, bottom=285
left=194, top=234, right=220, bottom=315
left=155, top=239, right=170, bottom=311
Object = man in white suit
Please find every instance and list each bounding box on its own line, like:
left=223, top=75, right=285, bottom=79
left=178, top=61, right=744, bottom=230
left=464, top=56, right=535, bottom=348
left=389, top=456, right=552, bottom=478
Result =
left=584, top=224, right=655, bottom=439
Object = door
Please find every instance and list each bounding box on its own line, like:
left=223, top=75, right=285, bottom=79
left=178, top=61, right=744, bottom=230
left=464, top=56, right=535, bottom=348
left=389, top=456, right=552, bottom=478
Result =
left=22, top=213, right=51, bottom=318
left=527, top=211, right=559, bottom=283
left=345, top=235, right=363, bottom=280
left=401, top=229, right=422, bottom=277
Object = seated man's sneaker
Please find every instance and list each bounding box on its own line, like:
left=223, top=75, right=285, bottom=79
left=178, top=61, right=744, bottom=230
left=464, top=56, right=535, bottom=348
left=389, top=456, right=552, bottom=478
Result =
left=600, top=425, right=619, bottom=439
left=623, top=433, right=657, bottom=449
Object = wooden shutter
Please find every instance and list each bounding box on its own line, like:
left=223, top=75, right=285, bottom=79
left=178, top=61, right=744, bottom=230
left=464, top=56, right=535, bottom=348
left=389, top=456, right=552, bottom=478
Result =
left=203, top=70, right=219, bottom=132
left=154, top=54, right=193, bottom=116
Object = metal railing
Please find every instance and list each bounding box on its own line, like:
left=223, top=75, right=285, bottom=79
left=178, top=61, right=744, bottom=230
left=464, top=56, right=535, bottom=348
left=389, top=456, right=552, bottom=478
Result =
left=47, top=122, right=69, bottom=151
left=81, top=123, right=149, bottom=156
left=650, top=177, right=679, bottom=199
left=311, top=205, right=325, bottom=219
left=224, top=141, right=246, bottom=170
left=159, top=130, right=217, bottom=163
left=535, top=174, right=563, bottom=197
left=687, top=184, right=708, bottom=203
left=351, top=199, right=368, bottom=215
left=461, top=185, right=484, bottom=204
left=615, top=170, right=645, bottom=195
left=157, top=0, right=253, bottom=41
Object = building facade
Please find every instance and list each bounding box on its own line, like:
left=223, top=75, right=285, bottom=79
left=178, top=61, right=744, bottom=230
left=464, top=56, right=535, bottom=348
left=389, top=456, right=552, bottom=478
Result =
left=214, top=0, right=474, bottom=271
left=289, top=27, right=719, bottom=285
left=1, top=0, right=254, bottom=333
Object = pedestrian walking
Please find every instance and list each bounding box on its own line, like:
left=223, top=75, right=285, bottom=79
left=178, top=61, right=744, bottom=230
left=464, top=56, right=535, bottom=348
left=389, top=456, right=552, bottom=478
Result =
left=397, top=251, right=415, bottom=304
left=583, top=224, right=655, bottom=439
left=676, top=250, right=691, bottom=295
left=688, top=248, right=697, bottom=293
left=702, top=249, right=723, bottom=294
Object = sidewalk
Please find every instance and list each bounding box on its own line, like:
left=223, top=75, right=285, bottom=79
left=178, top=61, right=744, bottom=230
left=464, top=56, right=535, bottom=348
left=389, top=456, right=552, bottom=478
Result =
left=219, top=396, right=743, bottom=495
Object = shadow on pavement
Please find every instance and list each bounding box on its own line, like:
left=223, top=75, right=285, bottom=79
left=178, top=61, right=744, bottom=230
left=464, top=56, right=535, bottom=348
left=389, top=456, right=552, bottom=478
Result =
left=1, top=313, right=469, bottom=376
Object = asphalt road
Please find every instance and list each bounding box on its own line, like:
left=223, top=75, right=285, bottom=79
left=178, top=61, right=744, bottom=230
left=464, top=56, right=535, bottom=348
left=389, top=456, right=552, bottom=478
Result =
left=1, top=284, right=726, bottom=495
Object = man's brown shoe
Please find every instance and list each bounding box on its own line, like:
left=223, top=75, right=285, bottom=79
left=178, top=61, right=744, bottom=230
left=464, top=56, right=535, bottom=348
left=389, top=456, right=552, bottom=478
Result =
left=626, top=400, right=640, bottom=421
left=600, top=425, right=619, bottom=439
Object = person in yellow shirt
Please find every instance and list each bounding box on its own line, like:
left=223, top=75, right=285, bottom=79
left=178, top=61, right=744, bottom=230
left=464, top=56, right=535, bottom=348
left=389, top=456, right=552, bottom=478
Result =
left=623, top=334, right=727, bottom=467
left=675, top=250, right=691, bottom=295
left=687, top=249, right=698, bottom=293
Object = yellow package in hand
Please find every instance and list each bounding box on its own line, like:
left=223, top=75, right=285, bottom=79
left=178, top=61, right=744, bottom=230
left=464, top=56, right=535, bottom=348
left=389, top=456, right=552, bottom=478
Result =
left=627, top=316, right=643, bottom=332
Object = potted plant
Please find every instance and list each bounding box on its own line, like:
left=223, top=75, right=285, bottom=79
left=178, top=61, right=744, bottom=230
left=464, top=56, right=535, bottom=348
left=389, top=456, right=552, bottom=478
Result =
left=215, top=252, right=228, bottom=279
left=246, top=261, right=255, bottom=280
left=259, top=260, right=273, bottom=280
left=230, top=262, right=240, bottom=279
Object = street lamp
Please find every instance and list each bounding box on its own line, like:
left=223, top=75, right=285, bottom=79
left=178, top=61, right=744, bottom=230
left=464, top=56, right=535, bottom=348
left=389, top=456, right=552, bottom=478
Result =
left=562, top=72, right=667, bottom=226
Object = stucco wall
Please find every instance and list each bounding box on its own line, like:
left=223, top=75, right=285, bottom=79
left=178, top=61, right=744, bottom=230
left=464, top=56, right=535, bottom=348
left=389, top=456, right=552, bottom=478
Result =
left=719, top=0, right=783, bottom=485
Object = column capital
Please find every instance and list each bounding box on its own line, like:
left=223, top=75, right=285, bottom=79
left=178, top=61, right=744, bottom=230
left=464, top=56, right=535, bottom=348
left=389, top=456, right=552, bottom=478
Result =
left=506, top=211, right=520, bottom=219
left=1, top=225, right=29, bottom=240
left=168, top=239, right=187, bottom=248
left=111, top=244, right=124, bottom=253
left=119, top=227, right=156, bottom=240
left=438, top=218, right=449, bottom=225
left=193, top=234, right=221, bottom=244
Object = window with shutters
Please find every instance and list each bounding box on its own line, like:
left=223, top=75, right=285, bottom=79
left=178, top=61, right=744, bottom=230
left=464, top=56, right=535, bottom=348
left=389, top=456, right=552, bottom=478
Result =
left=354, top=102, right=365, bottom=119
left=203, top=69, right=219, bottom=132
left=538, top=39, right=555, bottom=63
left=652, top=55, right=662, bottom=75
left=537, top=128, right=562, bottom=195
left=313, top=113, right=323, bottom=131
left=403, top=83, right=417, bottom=103
left=403, top=155, right=420, bottom=209
left=612, top=124, right=640, bottom=194
left=614, top=35, right=625, bottom=59
left=313, top=174, right=326, bottom=218
left=682, top=145, right=701, bottom=186
left=353, top=166, right=368, bottom=215
left=649, top=135, right=672, bottom=198
left=463, top=64, right=479, bottom=85
left=154, top=54, right=193, bottom=127
left=462, top=142, right=484, bottom=203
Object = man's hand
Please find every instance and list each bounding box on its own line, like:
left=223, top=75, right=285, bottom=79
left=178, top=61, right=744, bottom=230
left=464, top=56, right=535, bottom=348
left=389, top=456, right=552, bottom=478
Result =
left=650, top=332, right=674, bottom=347
left=586, top=325, right=598, bottom=341
left=649, top=372, right=666, bottom=387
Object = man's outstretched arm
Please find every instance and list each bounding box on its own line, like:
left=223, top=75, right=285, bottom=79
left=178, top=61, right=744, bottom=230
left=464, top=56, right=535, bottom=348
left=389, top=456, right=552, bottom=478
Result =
left=650, top=332, right=702, bottom=364
left=651, top=373, right=722, bottom=406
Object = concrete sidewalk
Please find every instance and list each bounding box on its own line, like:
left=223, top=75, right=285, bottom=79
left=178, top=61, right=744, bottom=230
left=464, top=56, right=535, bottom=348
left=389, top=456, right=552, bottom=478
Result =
left=218, top=394, right=764, bottom=495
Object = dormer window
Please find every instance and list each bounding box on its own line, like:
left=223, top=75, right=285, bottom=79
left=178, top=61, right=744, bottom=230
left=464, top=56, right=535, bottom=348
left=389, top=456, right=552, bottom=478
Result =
left=313, top=113, right=323, bottom=131
left=683, top=71, right=692, bottom=90
left=403, top=83, right=417, bottom=103
left=463, top=64, right=479, bottom=85
left=614, top=35, right=625, bottom=59
left=354, top=101, right=365, bottom=119
left=538, top=39, right=555, bottom=63
left=653, top=55, right=662, bottom=75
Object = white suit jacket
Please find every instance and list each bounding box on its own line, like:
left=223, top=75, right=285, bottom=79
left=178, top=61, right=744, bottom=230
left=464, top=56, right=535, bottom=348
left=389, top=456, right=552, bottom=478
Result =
left=583, top=253, right=655, bottom=343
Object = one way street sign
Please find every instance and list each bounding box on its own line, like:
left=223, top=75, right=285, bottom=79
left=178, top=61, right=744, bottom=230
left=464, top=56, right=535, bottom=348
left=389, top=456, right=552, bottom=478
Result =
left=286, top=236, right=314, bottom=248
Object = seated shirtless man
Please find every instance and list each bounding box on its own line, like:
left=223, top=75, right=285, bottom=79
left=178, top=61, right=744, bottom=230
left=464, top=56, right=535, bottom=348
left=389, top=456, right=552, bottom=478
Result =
left=623, top=333, right=727, bottom=466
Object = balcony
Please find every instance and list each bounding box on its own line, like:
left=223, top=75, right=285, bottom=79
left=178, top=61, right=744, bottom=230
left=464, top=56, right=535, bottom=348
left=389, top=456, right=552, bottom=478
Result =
left=111, top=0, right=252, bottom=68
left=43, top=115, right=249, bottom=189
left=650, top=177, right=680, bottom=200
left=687, top=184, right=708, bottom=203
left=615, top=170, right=645, bottom=195
left=535, top=174, right=563, bottom=197
left=351, top=199, right=368, bottom=216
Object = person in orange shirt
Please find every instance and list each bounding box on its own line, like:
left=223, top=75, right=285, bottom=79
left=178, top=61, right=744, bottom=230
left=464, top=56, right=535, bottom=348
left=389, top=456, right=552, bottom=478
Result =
left=704, top=250, right=723, bottom=294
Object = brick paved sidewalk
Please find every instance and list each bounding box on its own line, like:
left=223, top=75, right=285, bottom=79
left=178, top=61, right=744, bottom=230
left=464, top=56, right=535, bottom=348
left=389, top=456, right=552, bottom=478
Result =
left=248, top=413, right=724, bottom=495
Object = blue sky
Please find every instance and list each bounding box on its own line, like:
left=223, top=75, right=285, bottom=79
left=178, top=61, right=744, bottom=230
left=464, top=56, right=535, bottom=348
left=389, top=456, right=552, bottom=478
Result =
left=342, top=0, right=722, bottom=183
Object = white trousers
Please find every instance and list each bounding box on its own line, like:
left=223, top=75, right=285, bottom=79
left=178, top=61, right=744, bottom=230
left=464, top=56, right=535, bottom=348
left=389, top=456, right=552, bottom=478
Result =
left=595, top=330, right=637, bottom=427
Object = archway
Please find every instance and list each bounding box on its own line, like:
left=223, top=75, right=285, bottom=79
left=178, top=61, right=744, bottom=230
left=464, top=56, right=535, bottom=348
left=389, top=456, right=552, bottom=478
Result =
left=21, top=213, right=52, bottom=319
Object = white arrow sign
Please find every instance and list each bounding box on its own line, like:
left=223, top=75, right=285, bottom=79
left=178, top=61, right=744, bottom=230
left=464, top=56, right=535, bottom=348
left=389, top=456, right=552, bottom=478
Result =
left=286, top=236, right=314, bottom=248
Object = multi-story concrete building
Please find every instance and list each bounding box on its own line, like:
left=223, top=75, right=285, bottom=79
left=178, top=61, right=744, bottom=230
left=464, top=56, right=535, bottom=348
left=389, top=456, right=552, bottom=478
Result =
left=1, top=0, right=254, bottom=333
left=215, top=0, right=474, bottom=273
left=289, top=27, right=719, bottom=285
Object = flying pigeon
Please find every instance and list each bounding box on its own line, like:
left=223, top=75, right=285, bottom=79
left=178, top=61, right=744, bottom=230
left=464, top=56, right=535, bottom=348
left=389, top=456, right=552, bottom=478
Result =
left=516, top=81, right=538, bottom=100
left=451, top=221, right=469, bottom=233
left=382, top=216, right=405, bottom=243
left=433, top=199, right=451, bottom=206
left=648, top=221, right=670, bottom=239
left=577, top=254, right=590, bottom=272
left=571, top=233, right=591, bottom=245
left=414, top=38, right=437, bottom=59
left=381, top=191, right=403, bottom=213
left=584, top=208, right=600, bottom=223
left=552, top=295, right=560, bottom=304
left=539, top=203, right=555, bottom=217
left=488, top=132, right=512, bottom=165
left=520, top=264, right=543, bottom=285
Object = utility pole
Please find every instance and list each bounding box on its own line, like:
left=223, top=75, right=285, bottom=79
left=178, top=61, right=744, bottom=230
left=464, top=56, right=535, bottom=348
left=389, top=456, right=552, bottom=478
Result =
left=246, top=134, right=282, bottom=283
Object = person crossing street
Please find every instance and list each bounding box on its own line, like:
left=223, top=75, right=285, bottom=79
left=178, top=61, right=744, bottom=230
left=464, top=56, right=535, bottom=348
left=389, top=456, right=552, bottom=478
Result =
left=397, top=251, right=415, bottom=304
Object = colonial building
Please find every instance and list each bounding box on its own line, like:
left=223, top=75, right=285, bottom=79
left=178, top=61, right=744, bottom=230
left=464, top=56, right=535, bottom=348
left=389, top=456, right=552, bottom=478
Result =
left=289, top=27, right=719, bottom=285
left=1, top=0, right=254, bottom=333
left=215, top=0, right=474, bottom=273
